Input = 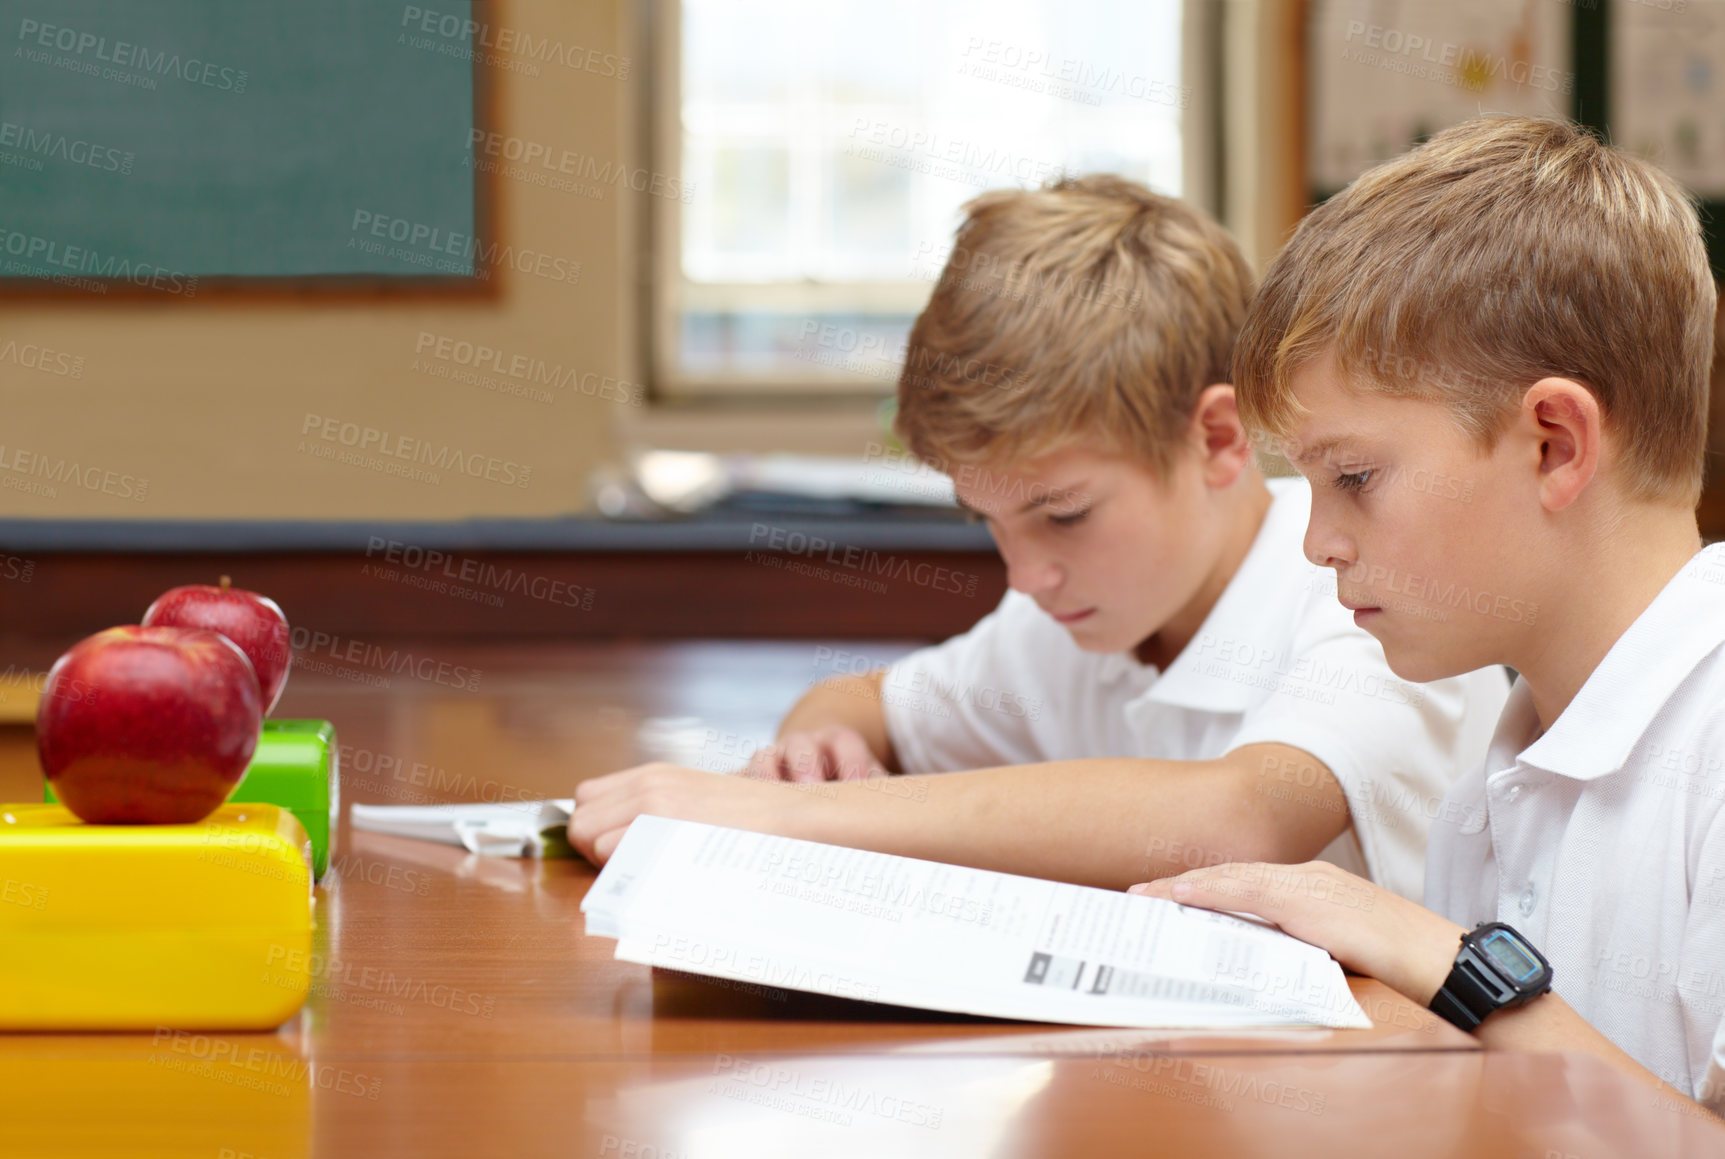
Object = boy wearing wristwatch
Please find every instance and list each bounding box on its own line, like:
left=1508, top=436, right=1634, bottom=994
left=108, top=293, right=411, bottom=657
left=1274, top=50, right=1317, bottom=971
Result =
left=1133, top=115, right=1725, bottom=1118
left=570, top=178, right=1508, bottom=900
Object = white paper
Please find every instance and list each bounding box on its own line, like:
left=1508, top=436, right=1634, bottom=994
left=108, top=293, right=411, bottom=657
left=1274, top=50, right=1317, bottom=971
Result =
left=349, top=799, right=575, bottom=858
left=583, top=816, right=1370, bottom=1030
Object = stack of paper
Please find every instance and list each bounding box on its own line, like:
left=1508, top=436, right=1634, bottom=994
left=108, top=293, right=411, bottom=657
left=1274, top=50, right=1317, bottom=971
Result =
left=584, top=817, right=1371, bottom=1030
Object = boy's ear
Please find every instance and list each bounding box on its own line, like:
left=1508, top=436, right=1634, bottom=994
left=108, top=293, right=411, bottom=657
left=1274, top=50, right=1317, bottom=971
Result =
left=1188, top=383, right=1253, bottom=488
left=1520, top=377, right=1600, bottom=512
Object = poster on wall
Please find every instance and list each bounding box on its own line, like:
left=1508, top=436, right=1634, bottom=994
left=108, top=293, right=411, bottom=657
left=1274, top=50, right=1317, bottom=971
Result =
left=1613, top=0, right=1725, bottom=196
left=1307, top=0, right=1574, bottom=192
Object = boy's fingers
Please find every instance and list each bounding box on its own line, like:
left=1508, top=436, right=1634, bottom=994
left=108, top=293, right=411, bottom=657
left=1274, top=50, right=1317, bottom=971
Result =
left=593, top=826, right=627, bottom=864
left=573, top=768, right=628, bottom=804
left=567, top=806, right=610, bottom=860
left=741, top=730, right=879, bottom=782
left=568, top=816, right=626, bottom=866
left=827, top=730, right=882, bottom=781
left=1139, top=863, right=1419, bottom=989
left=741, top=746, right=782, bottom=780
left=566, top=815, right=602, bottom=865
left=567, top=785, right=654, bottom=856
left=778, top=735, right=827, bottom=783
left=575, top=763, right=667, bottom=803
left=1127, top=863, right=1282, bottom=918
left=569, top=795, right=661, bottom=866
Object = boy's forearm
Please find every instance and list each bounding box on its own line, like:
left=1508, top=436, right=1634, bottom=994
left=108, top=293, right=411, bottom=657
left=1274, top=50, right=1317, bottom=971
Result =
left=774, top=671, right=901, bottom=772
left=766, top=744, right=1348, bottom=891
left=1361, top=905, right=1708, bottom=1115
left=1474, top=994, right=1709, bottom=1114
left=1130, top=860, right=1719, bottom=1120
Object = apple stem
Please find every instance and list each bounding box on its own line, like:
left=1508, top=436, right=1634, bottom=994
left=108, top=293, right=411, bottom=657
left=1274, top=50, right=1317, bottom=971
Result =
left=219, top=575, right=231, bottom=591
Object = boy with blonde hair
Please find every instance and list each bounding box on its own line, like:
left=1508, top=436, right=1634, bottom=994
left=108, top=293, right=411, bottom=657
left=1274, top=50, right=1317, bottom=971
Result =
left=571, top=175, right=1507, bottom=898
left=1133, top=116, right=1725, bottom=1115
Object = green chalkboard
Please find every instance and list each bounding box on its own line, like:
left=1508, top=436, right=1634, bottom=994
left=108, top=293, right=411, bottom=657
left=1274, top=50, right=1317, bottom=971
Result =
left=0, top=0, right=479, bottom=283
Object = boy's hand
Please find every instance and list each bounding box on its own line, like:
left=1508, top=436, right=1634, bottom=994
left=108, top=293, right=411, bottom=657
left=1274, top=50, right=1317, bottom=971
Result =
left=743, top=726, right=887, bottom=783
left=568, top=762, right=783, bottom=866
left=1129, top=861, right=1466, bottom=1006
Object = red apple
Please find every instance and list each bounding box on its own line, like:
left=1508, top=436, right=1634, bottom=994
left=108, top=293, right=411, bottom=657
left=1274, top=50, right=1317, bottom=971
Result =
left=143, top=576, right=291, bottom=714
left=37, top=625, right=264, bottom=825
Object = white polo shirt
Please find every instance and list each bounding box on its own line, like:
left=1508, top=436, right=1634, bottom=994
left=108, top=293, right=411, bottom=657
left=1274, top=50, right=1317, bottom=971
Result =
left=1425, top=543, right=1725, bottom=1111
left=881, top=476, right=1510, bottom=902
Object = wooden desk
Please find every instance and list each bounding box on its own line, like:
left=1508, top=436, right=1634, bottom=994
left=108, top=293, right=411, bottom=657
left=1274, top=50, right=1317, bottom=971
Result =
left=3, top=641, right=1722, bottom=1157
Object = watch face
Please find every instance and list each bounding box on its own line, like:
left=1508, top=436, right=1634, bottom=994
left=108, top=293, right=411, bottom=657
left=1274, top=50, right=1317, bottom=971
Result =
left=1480, top=929, right=1542, bottom=983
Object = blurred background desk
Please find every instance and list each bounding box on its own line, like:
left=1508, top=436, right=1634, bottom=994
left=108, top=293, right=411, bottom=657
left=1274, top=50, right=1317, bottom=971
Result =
left=3, top=642, right=1722, bottom=1157
left=0, top=509, right=1005, bottom=647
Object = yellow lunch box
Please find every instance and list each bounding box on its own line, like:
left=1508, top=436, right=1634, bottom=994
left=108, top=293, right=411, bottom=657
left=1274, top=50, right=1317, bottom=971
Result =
left=0, top=802, right=315, bottom=1031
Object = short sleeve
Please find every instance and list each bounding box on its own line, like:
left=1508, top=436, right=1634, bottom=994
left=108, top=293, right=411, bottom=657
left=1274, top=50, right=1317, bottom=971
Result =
left=1227, top=596, right=1509, bottom=902
left=1684, top=806, right=1725, bottom=1112
left=1697, top=997, right=1725, bottom=1115
left=881, top=592, right=1064, bottom=774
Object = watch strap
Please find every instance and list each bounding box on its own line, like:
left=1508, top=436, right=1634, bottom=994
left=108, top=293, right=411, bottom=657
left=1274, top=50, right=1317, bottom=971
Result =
left=1429, top=962, right=1494, bottom=1031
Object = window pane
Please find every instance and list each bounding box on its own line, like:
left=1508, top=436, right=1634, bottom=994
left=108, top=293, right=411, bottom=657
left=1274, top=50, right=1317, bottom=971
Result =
left=823, top=149, right=915, bottom=278
left=675, top=0, right=1185, bottom=387
left=684, top=145, right=792, bottom=280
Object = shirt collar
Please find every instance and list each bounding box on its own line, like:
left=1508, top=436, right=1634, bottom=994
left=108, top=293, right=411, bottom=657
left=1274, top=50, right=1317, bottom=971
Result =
left=1482, top=676, right=1541, bottom=777
left=1517, top=543, right=1725, bottom=781
left=1095, top=651, right=1143, bottom=684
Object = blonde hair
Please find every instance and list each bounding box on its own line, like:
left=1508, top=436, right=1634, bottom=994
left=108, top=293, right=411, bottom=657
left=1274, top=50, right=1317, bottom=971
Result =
left=894, top=174, right=1256, bottom=476
left=1235, top=115, right=1717, bottom=504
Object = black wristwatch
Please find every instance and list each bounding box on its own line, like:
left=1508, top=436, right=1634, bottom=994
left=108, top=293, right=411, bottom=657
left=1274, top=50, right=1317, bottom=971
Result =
left=1428, top=921, right=1553, bottom=1032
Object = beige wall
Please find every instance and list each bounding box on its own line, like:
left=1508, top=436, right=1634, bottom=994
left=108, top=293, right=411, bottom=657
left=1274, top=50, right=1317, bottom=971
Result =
left=0, top=0, right=635, bottom=520
left=0, top=0, right=1317, bottom=523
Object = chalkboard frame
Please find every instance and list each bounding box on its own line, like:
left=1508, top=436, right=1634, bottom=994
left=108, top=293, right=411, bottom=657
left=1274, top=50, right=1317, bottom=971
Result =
left=0, top=0, right=501, bottom=302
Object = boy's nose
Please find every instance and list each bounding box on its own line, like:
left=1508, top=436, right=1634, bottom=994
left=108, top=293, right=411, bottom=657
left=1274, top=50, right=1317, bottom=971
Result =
left=1303, top=518, right=1356, bottom=571
left=1003, top=548, right=1062, bottom=598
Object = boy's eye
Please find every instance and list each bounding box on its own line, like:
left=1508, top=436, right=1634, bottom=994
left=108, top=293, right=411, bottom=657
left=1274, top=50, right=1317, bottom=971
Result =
left=1333, top=470, right=1373, bottom=494
left=1049, top=507, right=1091, bottom=527
left=960, top=508, right=985, bottom=525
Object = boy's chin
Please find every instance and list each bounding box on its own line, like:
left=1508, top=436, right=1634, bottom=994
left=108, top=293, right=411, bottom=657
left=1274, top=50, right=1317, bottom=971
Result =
left=1062, top=619, right=1128, bottom=654
left=1374, top=631, right=1468, bottom=685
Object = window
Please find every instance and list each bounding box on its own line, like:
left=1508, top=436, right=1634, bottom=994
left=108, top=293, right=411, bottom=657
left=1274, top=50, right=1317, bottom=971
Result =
left=654, top=0, right=1195, bottom=397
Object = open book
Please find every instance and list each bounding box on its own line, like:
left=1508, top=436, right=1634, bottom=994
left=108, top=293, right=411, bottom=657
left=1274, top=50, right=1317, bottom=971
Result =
left=584, top=816, right=1371, bottom=1030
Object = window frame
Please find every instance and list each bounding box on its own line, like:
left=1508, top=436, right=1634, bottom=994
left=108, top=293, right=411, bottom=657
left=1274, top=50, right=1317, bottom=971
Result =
left=646, top=0, right=1222, bottom=401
